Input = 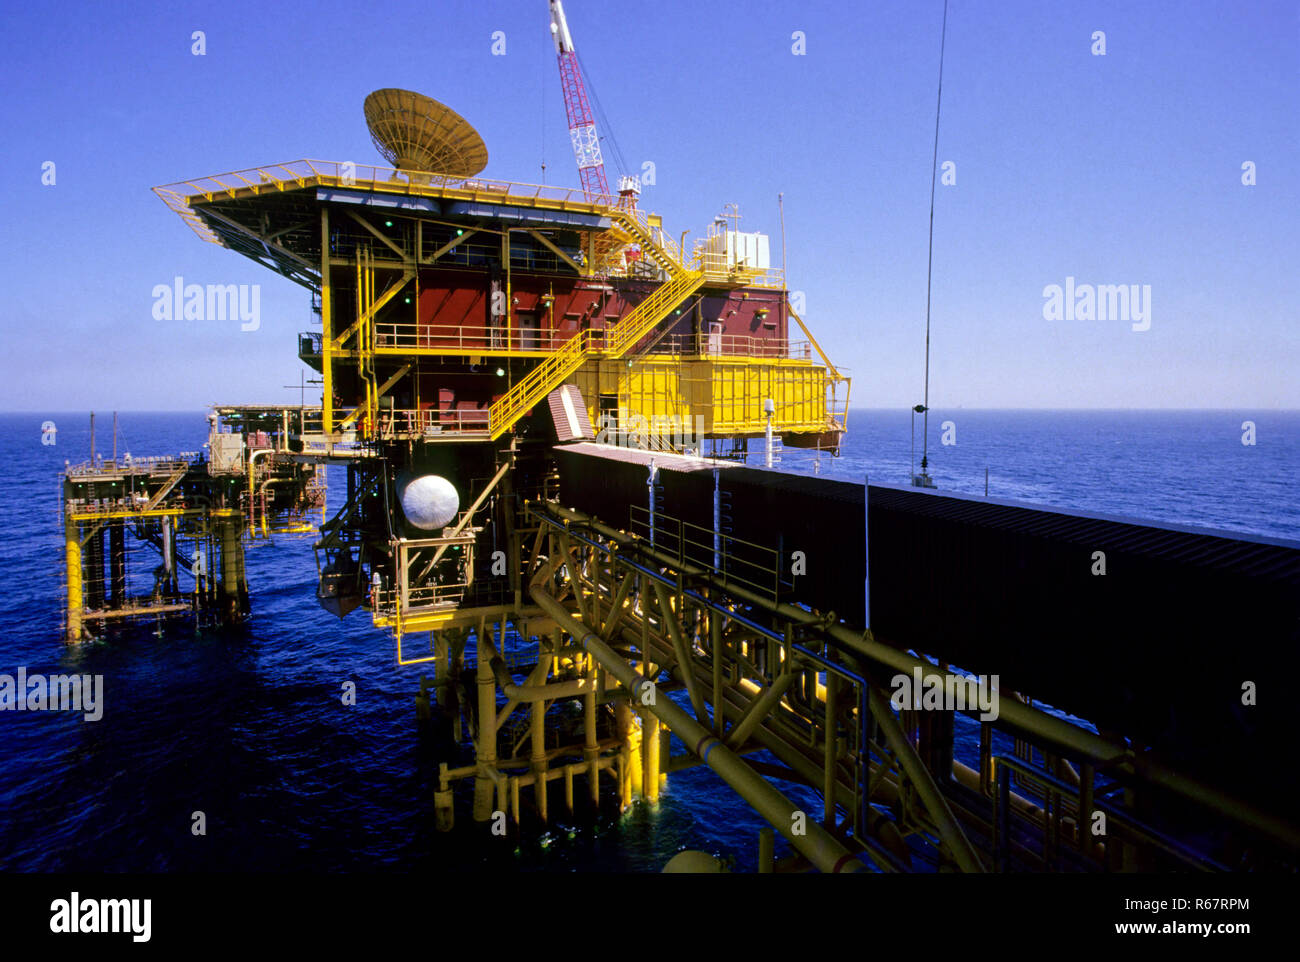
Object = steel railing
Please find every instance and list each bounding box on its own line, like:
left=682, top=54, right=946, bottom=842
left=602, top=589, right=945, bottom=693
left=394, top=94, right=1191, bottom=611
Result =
left=313, top=326, right=816, bottom=364
left=655, top=333, right=813, bottom=360
left=156, top=159, right=786, bottom=290
left=155, top=160, right=618, bottom=246
left=692, top=249, right=786, bottom=288
left=370, top=322, right=594, bottom=355
left=628, top=504, right=782, bottom=601
left=65, top=455, right=200, bottom=478
left=488, top=330, right=593, bottom=438
left=990, top=754, right=1228, bottom=872
left=380, top=407, right=491, bottom=438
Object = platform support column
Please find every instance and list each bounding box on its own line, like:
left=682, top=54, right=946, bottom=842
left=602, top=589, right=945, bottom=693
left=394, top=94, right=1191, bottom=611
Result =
left=626, top=702, right=643, bottom=798
left=321, top=206, right=334, bottom=435
left=642, top=709, right=661, bottom=802
left=612, top=671, right=642, bottom=806
left=615, top=696, right=634, bottom=810
left=216, top=514, right=248, bottom=619
left=432, top=631, right=449, bottom=710
left=65, top=514, right=83, bottom=642
left=530, top=666, right=549, bottom=823
left=473, top=624, right=497, bottom=822
left=435, top=763, right=454, bottom=833
left=161, top=516, right=175, bottom=593
left=584, top=652, right=600, bottom=806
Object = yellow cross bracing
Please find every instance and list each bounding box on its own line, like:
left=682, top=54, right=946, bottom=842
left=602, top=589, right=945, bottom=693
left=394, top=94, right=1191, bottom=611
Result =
left=417, top=457, right=512, bottom=580
left=159, top=161, right=840, bottom=443
left=140, top=464, right=189, bottom=512
left=402, top=497, right=1289, bottom=871
left=71, top=463, right=193, bottom=547
left=787, top=304, right=844, bottom=384
left=526, top=229, right=582, bottom=274
left=407, top=499, right=906, bottom=869
left=63, top=499, right=249, bottom=642
left=477, top=199, right=708, bottom=439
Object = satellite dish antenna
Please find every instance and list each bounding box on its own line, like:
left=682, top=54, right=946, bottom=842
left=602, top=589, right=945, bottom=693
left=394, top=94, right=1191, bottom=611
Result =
left=363, top=88, right=489, bottom=179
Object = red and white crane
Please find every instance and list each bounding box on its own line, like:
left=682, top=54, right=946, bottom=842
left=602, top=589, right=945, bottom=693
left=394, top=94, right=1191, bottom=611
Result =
left=548, top=1, right=611, bottom=201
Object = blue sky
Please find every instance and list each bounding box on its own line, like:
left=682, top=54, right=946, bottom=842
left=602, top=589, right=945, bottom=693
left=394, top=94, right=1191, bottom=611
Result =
left=2, top=0, right=1296, bottom=410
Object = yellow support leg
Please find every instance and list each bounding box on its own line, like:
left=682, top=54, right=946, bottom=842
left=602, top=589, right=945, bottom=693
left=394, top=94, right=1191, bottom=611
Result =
left=584, top=655, right=600, bottom=806
left=643, top=710, right=660, bottom=802
left=530, top=693, right=548, bottom=824
left=473, top=624, right=498, bottom=822
left=320, top=207, right=334, bottom=436
left=64, top=514, right=83, bottom=642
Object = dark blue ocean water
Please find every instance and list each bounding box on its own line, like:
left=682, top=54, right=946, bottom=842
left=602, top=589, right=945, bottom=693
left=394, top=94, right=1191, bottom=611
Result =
left=1, top=410, right=1296, bottom=872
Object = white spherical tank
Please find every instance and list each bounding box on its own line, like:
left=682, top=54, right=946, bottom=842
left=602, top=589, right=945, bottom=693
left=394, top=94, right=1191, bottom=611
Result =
left=399, top=474, right=459, bottom=530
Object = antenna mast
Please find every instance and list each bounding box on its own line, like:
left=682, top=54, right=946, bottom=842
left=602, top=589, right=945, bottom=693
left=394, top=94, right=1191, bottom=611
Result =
left=919, top=0, right=949, bottom=484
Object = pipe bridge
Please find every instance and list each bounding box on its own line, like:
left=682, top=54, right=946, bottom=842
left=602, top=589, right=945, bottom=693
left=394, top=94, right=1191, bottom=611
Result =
left=421, top=489, right=1297, bottom=872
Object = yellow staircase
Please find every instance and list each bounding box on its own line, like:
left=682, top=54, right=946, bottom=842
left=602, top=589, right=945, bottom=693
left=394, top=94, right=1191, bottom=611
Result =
left=605, top=268, right=704, bottom=356
left=488, top=330, right=593, bottom=440
left=605, top=209, right=684, bottom=275
left=488, top=268, right=704, bottom=439
left=142, top=464, right=190, bottom=512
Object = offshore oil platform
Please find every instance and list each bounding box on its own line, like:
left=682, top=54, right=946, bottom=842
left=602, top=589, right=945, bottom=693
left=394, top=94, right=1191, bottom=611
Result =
left=61, top=407, right=325, bottom=640
left=61, top=2, right=1300, bottom=872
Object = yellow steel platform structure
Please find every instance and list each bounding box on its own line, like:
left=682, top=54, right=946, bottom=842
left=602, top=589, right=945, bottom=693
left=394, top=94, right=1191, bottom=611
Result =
left=151, top=144, right=865, bottom=870
left=61, top=408, right=325, bottom=641
left=139, top=99, right=1298, bottom=874
left=154, top=160, right=849, bottom=450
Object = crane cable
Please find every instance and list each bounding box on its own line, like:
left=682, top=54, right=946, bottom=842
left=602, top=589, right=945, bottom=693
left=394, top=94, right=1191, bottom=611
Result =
left=575, top=48, right=629, bottom=184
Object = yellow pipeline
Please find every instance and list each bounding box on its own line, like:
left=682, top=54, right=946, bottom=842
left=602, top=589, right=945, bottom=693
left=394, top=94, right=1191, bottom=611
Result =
left=487, top=652, right=596, bottom=701
left=247, top=449, right=274, bottom=537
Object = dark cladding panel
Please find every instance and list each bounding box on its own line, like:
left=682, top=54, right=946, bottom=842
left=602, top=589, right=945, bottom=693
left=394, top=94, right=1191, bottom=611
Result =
left=553, top=442, right=1300, bottom=815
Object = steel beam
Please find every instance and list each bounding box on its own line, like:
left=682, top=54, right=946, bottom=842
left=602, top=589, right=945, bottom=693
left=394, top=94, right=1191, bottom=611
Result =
left=531, top=583, right=865, bottom=873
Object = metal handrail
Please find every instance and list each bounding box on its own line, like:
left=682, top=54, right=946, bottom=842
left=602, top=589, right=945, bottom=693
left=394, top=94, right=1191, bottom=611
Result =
left=629, top=504, right=781, bottom=600
left=65, top=455, right=199, bottom=477
left=376, top=408, right=491, bottom=439
left=158, top=159, right=607, bottom=210
left=370, top=322, right=591, bottom=355
left=990, top=754, right=1228, bottom=872
left=656, top=333, right=813, bottom=360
